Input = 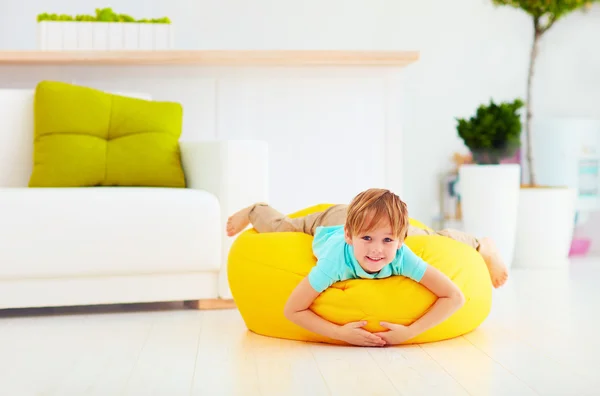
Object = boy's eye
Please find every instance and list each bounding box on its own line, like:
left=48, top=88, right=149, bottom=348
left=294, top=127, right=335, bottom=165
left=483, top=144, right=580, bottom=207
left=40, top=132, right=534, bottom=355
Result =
left=362, top=236, right=371, bottom=241
left=384, top=238, right=393, bottom=243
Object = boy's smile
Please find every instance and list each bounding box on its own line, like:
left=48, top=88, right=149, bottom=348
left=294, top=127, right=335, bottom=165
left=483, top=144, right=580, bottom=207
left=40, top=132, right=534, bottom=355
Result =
left=366, top=256, right=384, bottom=262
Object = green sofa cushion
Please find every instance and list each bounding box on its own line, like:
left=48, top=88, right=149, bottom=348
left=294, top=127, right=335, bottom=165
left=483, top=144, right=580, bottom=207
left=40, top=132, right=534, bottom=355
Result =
left=29, top=81, right=186, bottom=188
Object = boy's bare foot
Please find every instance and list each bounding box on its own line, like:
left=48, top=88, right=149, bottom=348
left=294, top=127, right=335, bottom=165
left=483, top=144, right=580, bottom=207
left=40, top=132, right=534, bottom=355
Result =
left=478, top=237, right=509, bottom=288
left=226, top=206, right=253, bottom=237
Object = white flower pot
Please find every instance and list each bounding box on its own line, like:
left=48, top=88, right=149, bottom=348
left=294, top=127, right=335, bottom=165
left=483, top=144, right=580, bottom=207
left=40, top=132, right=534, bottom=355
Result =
left=36, top=21, right=173, bottom=50
left=513, top=187, right=577, bottom=268
left=458, top=164, right=521, bottom=267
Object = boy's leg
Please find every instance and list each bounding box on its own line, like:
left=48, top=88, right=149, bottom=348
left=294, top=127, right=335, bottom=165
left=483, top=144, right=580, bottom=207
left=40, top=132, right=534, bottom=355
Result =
left=308, top=204, right=349, bottom=233
left=407, top=225, right=508, bottom=288
left=248, top=203, right=316, bottom=234
left=227, top=203, right=348, bottom=236
left=407, top=225, right=480, bottom=250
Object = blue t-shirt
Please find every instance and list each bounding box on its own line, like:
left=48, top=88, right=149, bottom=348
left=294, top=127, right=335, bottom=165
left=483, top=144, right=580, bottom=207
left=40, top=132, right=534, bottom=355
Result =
left=307, top=225, right=428, bottom=293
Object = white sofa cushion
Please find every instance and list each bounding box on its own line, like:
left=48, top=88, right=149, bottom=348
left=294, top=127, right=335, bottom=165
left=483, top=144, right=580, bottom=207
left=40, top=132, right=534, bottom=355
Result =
left=0, top=187, right=221, bottom=278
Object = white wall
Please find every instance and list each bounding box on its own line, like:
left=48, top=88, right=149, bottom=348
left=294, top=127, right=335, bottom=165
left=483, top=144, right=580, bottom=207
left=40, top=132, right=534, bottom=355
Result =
left=1, top=0, right=599, bottom=225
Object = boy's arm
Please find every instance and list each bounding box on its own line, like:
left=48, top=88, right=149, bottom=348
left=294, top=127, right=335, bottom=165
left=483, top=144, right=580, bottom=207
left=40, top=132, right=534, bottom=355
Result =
left=283, top=277, right=386, bottom=347
left=376, top=261, right=465, bottom=345
left=405, top=264, right=465, bottom=334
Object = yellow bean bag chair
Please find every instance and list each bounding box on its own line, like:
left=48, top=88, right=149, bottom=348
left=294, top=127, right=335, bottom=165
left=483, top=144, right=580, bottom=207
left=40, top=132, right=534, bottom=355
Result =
left=228, top=204, right=492, bottom=345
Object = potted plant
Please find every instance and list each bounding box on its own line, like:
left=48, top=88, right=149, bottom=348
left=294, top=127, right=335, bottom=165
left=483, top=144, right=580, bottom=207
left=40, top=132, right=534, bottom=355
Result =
left=37, top=7, right=173, bottom=50
left=456, top=98, right=524, bottom=267
left=491, top=0, right=598, bottom=268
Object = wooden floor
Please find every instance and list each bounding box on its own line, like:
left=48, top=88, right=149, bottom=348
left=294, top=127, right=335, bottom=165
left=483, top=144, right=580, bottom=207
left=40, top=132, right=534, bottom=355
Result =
left=1, top=258, right=599, bottom=396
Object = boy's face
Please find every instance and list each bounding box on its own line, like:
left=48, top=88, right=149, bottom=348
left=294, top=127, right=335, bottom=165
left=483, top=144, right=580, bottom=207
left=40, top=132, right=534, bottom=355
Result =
left=344, top=217, right=401, bottom=274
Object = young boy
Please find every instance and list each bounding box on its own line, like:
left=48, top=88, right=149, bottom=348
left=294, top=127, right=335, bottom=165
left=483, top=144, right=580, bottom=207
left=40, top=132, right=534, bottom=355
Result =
left=226, top=188, right=508, bottom=347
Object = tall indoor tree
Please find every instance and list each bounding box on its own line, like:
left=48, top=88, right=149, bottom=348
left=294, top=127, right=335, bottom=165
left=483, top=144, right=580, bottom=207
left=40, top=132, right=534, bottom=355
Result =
left=491, top=0, right=598, bottom=185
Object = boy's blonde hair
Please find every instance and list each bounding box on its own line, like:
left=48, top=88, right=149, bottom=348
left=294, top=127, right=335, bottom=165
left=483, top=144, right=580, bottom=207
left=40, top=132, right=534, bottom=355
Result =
left=345, top=188, right=409, bottom=240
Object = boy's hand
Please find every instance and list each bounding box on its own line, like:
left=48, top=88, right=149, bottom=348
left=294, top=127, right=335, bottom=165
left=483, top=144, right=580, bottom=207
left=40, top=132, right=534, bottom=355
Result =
left=334, top=321, right=387, bottom=347
left=373, top=322, right=416, bottom=345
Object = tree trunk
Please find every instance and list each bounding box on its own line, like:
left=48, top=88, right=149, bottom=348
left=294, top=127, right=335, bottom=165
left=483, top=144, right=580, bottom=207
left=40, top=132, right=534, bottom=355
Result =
left=525, top=27, right=542, bottom=186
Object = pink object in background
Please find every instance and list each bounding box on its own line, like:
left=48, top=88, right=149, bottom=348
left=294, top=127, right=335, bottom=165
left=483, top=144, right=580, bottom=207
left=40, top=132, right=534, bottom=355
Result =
left=569, top=238, right=591, bottom=256
left=501, top=148, right=521, bottom=165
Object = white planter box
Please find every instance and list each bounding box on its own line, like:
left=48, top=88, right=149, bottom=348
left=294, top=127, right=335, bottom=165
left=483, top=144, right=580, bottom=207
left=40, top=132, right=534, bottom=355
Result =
left=122, top=24, right=140, bottom=50
left=458, top=164, right=521, bottom=267
left=513, top=187, right=577, bottom=269
left=77, top=22, right=94, bottom=50
left=108, top=23, right=124, bottom=50
left=37, top=21, right=173, bottom=50
left=37, top=21, right=63, bottom=50
left=92, top=22, right=110, bottom=50
left=138, top=24, right=155, bottom=50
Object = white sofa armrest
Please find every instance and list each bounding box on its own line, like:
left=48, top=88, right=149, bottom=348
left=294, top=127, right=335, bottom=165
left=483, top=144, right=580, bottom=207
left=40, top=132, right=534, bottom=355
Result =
left=180, top=140, right=269, bottom=299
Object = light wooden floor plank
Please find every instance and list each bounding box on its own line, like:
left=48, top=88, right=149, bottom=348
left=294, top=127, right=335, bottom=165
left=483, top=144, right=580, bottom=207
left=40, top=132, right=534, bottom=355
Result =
left=463, top=325, right=599, bottom=396
left=420, top=337, right=538, bottom=396
left=190, top=310, right=262, bottom=396
left=48, top=318, right=154, bottom=395
left=0, top=315, right=100, bottom=394
left=250, top=335, right=330, bottom=396
left=368, top=345, right=470, bottom=396
left=122, top=310, right=202, bottom=395
left=309, top=343, right=400, bottom=395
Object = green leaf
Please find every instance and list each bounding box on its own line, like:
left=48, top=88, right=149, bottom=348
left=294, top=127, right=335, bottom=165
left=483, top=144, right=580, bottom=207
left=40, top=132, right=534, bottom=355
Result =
left=117, top=14, right=136, bottom=23
left=75, top=14, right=96, bottom=22
left=95, top=7, right=117, bottom=22
left=492, top=0, right=598, bottom=32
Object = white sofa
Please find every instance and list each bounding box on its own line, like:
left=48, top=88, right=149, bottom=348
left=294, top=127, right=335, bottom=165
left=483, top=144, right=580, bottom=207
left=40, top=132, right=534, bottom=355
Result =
left=0, top=89, right=268, bottom=310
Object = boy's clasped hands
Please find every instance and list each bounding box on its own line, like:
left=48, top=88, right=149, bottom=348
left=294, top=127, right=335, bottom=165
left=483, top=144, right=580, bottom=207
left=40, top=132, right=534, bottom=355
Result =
left=335, top=320, right=416, bottom=347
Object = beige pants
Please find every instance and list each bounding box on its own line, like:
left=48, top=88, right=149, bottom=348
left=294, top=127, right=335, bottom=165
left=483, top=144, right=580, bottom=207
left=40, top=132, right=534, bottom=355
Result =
left=248, top=203, right=480, bottom=250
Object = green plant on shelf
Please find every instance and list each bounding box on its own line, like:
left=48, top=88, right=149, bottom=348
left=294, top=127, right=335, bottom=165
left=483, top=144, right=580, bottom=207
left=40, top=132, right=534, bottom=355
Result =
left=37, top=8, right=171, bottom=23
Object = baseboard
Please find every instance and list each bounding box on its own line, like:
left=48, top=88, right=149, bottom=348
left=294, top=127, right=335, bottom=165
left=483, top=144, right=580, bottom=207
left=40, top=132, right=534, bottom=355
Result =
left=184, top=298, right=236, bottom=310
